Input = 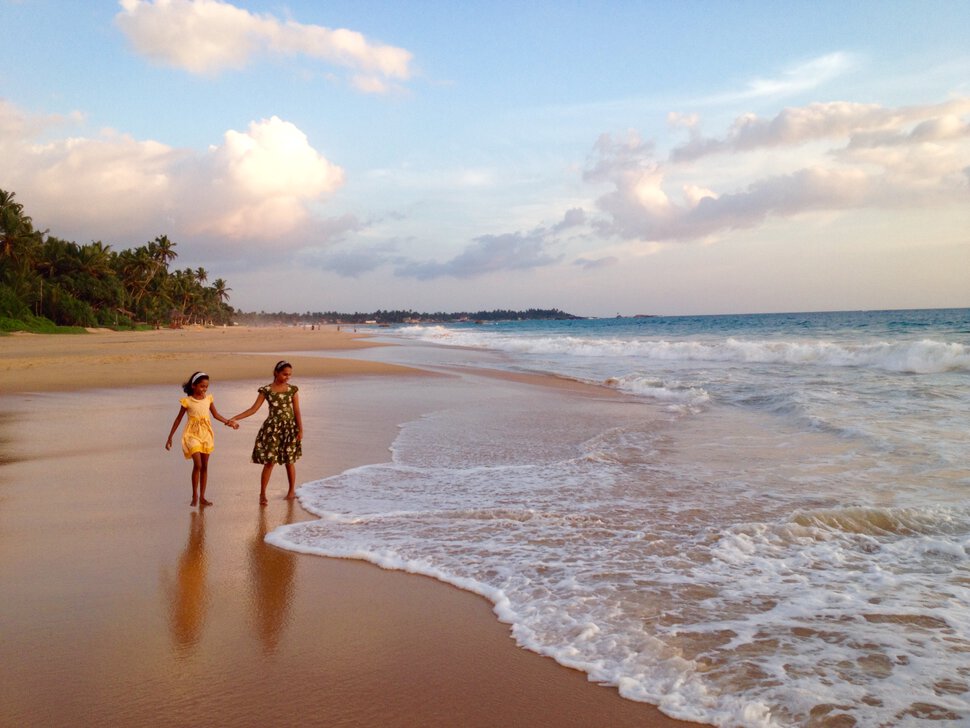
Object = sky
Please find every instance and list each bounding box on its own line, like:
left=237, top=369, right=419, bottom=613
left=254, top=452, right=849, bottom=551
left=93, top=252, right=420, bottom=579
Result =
left=1, top=0, right=969, bottom=317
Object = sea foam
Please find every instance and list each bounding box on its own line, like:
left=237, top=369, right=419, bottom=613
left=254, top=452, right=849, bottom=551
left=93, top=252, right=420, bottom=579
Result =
left=398, top=325, right=970, bottom=374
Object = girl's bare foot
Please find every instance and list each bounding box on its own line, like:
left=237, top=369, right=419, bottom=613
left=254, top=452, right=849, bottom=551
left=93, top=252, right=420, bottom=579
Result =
left=190, top=498, right=198, bottom=507
left=259, top=496, right=268, bottom=506
left=284, top=492, right=296, bottom=500
left=199, top=498, right=213, bottom=506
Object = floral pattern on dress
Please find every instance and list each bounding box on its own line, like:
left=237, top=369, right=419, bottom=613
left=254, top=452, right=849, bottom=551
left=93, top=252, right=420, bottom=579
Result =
left=251, top=384, right=302, bottom=465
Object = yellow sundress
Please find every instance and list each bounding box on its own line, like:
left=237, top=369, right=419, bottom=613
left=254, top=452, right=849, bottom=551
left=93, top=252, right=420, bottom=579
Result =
left=179, top=394, right=215, bottom=458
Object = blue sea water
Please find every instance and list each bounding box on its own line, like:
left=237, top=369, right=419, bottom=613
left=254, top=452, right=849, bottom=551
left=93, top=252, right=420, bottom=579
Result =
left=272, top=309, right=970, bottom=727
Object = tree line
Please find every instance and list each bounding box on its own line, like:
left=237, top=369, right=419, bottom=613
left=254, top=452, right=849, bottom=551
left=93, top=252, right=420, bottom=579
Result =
left=235, top=308, right=581, bottom=325
left=0, top=189, right=233, bottom=331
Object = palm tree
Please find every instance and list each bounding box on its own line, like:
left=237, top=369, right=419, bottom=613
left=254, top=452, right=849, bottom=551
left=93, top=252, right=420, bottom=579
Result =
left=211, top=278, right=231, bottom=304
left=74, top=241, right=121, bottom=315
left=0, top=189, right=43, bottom=284
left=116, top=248, right=147, bottom=312
left=0, top=192, right=237, bottom=329
left=168, top=268, right=202, bottom=325
left=151, top=235, right=178, bottom=268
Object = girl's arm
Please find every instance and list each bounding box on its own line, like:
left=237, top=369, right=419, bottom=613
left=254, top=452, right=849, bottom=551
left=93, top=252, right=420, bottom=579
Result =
left=209, top=401, right=239, bottom=429
left=165, top=407, right=186, bottom=450
left=230, top=392, right=266, bottom=422
left=293, top=392, right=303, bottom=441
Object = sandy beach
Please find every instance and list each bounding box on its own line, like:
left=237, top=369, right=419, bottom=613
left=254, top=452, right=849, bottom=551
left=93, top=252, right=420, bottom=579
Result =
left=0, top=326, right=701, bottom=727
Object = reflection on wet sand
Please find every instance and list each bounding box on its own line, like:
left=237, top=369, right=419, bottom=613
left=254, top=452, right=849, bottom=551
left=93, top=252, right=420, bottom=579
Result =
left=249, top=500, right=297, bottom=653
left=164, top=509, right=209, bottom=655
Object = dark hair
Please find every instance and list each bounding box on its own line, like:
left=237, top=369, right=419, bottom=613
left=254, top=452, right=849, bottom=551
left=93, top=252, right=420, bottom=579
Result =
left=182, top=371, right=209, bottom=395
left=274, top=360, right=292, bottom=373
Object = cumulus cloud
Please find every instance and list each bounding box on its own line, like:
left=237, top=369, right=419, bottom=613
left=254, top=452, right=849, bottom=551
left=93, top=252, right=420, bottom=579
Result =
left=115, top=0, right=413, bottom=92
left=396, top=230, right=563, bottom=280
left=189, top=116, right=344, bottom=239
left=587, top=98, right=970, bottom=243
left=0, top=100, right=345, bottom=249
left=0, top=101, right=185, bottom=234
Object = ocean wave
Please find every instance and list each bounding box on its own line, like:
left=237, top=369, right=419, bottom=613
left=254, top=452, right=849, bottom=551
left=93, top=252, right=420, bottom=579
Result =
left=603, top=374, right=711, bottom=411
left=397, top=326, right=970, bottom=374
left=791, top=505, right=970, bottom=538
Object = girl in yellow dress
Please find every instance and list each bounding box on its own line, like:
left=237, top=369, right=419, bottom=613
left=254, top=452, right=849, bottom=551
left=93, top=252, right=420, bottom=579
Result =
left=165, top=371, right=238, bottom=506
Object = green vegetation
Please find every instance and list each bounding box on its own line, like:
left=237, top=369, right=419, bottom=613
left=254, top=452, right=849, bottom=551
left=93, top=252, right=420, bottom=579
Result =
left=0, top=189, right=234, bottom=334
left=235, top=308, right=581, bottom=325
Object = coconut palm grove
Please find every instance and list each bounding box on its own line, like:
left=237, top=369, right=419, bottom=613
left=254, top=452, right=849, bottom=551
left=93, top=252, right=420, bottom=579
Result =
left=0, top=189, right=234, bottom=332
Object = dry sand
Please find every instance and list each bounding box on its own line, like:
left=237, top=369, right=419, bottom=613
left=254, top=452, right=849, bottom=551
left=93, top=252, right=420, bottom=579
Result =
left=0, top=327, right=703, bottom=727
left=0, top=325, right=417, bottom=393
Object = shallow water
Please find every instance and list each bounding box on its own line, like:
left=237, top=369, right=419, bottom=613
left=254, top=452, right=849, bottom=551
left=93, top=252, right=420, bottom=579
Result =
left=275, top=309, right=970, bottom=727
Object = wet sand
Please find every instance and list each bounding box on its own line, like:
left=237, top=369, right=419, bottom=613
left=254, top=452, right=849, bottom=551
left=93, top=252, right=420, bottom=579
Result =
left=0, top=328, right=703, bottom=727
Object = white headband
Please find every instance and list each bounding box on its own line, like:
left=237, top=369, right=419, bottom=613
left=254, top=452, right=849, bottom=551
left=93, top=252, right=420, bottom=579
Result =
left=191, top=372, right=208, bottom=385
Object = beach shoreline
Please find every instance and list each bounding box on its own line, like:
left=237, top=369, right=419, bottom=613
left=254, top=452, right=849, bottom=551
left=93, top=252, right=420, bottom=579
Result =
left=0, top=327, right=703, bottom=727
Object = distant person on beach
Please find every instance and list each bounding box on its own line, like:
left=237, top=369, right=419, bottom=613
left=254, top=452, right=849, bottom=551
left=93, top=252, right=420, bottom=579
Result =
left=165, top=371, right=238, bottom=507
left=231, top=360, right=304, bottom=505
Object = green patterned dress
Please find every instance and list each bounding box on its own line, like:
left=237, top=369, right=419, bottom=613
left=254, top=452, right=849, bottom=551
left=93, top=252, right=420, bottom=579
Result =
left=251, top=384, right=302, bottom=465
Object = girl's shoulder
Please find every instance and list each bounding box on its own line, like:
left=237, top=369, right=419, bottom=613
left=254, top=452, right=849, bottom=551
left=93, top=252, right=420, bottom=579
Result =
left=179, top=396, right=190, bottom=407
left=258, top=384, right=272, bottom=394
left=289, top=384, right=299, bottom=394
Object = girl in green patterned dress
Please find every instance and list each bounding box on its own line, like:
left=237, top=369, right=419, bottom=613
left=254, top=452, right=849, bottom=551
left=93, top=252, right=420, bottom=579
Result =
left=231, top=361, right=303, bottom=505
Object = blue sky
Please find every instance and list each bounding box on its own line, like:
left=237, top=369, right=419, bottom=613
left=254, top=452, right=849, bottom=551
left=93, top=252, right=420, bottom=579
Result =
left=2, top=0, right=969, bottom=316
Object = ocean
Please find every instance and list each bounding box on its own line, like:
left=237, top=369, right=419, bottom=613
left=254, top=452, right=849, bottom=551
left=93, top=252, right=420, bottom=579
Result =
left=270, top=308, right=970, bottom=727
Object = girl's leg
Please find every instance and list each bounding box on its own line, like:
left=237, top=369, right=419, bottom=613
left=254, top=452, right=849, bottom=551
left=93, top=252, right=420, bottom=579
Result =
left=260, top=463, right=274, bottom=505
left=198, top=453, right=212, bottom=506
left=190, top=453, right=203, bottom=506
left=284, top=463, right=297, bottom=500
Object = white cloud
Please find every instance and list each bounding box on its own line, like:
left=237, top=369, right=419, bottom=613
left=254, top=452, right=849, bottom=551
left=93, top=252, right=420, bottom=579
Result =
left=0, top=100, right=344, bottom=248
left=743, top=52, right=856, bottom=98
left=115, top=0, right=412, bottom=92
left=672, top=98, right=970, bottom=162
left=587, top=98, right=970, bottom=244
left=0, top=102, right=184, bottom=234
left=192, top=116, right=344, bottom=239
left=699, top=52, right=859, bottom=106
